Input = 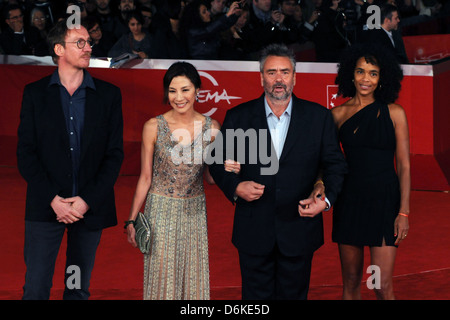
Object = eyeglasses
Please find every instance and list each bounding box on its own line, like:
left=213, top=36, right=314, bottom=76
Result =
left=64, top=39, right=93, bottom=49
left=33, top=17, right=46, bottom=22
left=88, top=27, right=101, bottom=34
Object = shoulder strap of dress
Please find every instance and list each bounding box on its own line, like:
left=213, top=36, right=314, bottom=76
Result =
left=201, top=116, right=213, bottom=145
left=204, top=116, right=212, bottom=130
left=155, top=115, right=171, bottom=143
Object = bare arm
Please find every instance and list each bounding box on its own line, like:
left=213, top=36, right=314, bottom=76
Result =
left=389, top=104, right=410, bottom=244
left=126, top=118, right=157, bottom=247
left=204, top=119, right=221, bottom=185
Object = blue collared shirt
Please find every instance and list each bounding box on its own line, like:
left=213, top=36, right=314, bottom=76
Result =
left=264, top=97, right=330, bottom=209
left=265, top=97, right=292, bottom=159
left=49, top=70, right=96, bottom=196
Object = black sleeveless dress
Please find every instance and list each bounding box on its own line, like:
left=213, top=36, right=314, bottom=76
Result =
left=332, top=101, right=400, bottom=247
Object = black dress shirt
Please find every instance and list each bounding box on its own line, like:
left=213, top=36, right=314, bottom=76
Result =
left=49, top=70, right=96, bottom=196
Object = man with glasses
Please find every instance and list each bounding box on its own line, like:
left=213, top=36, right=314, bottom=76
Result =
left=81, top=15, right=115, bottom=57
left=17, top=18, right=124, bottom=300
left=0, top=4, right=43, bottom=55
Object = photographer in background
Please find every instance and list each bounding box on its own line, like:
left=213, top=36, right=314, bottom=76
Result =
left=219, top=0, right=252, bottom=59
left=279, top=0, right=318, bottom=45
left=210, top=0, right=227, bottom=21
left=179, top=0, right=241, bottom=59
left=244, top=0, right=292, bottom=59
left=312, top=0, right=350, bottom=62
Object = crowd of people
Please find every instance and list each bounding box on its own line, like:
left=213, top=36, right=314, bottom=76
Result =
left=7, top=0, right=442, bottom=304
left=1, top=0, right=449, bottom=62
left=17, top=16, right=412, bottom=299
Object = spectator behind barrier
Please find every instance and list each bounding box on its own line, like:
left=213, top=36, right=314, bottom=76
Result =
left=82, top=15, right=115, bottom=57
left=0, top=4, right=48, bottom=56
left=108, top=10, right=153, bottom=59
left=179, top=0, right=240, bottom=59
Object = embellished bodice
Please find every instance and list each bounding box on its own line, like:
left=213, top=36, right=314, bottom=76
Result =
left=149, top=115, right=212, bottom=198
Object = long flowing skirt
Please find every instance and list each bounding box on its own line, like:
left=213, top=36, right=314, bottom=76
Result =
left=143, top=193, right=210, bottom=300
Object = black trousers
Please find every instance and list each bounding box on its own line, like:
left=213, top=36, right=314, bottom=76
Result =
left=238, top=246, right=313, bottom=300
left=22, top=220, right=102, bottom=300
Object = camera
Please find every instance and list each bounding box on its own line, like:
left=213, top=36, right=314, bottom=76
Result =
left=227, top=0, right=247, bottom=10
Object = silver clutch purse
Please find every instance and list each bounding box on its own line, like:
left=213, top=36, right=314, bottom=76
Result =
left=135, top=212, right=151, bottom=254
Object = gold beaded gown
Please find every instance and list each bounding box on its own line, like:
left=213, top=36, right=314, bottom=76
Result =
left=143, top=115, right=212, bottom=300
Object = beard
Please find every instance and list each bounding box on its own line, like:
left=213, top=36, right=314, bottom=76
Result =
left=265, top=81, right=293, bottom=101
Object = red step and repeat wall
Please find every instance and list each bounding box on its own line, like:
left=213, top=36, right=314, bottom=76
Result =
left=1, top=56, right=449, bottom=191
left=403, top=34, right=450, bottom=64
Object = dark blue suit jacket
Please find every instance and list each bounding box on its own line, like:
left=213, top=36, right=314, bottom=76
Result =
left=209, top=94, right=347, bottom=256
left=17, top=72, right=124, bottom=230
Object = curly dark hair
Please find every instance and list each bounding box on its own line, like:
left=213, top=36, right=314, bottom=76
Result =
left=335, top=43, right=404, bottom=103
left=179, top=0, right=210, bottom=30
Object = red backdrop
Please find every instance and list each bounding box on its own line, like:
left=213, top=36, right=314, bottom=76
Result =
left=0, top=58, right=448, bottom=191
left=403, top=34, right=450, bottom=64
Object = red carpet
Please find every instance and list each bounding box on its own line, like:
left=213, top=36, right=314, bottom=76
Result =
left=0, top=166, right=449, bottom=300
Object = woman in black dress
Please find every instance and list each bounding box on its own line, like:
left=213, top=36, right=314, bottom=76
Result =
left=331, top=44, right=410, bottom=300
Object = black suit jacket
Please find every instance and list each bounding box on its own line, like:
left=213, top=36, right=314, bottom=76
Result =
left=363, top=28, right=409, bottom=64
left=17, top=72, right=124, bottom=230
left=209, top=94, right=347, bottom=256
left=0, top=26, right=45, bottom=56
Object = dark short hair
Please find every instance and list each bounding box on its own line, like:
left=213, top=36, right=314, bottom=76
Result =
left=179, top=0, right=210, bottom=31
left=47, top=18, right=71, bottom=64
left=163, top=61, right=202, bottom=104
left=3, top=4, right=22, bottom=20
left=81, top=15, right=101, bottom=31
left=335, top=43, right=404, bottom=104
left=380, top=3, right=398, bottom=22
left=259, top=43, right=296, bottom=73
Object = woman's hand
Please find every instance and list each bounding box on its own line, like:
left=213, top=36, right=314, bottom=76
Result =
left=226, top=1, right=242, bottom=17
left=394, top=214, right=409, bottom=245
left=298, top=181, right=327, bottom=218
left=127, top=224, right=137, bottom=248
left=133, top=50, right=148, bottom=59
left=224, top=159, right=241, bottom=174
